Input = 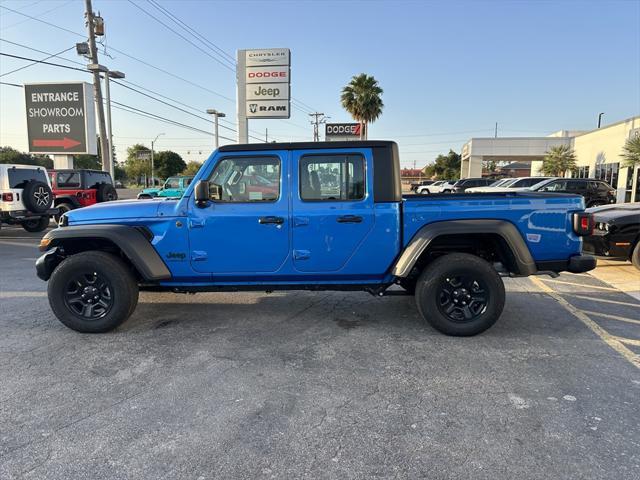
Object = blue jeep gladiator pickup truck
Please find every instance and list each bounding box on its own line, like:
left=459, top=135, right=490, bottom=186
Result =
left=36, top=141, right=596, bottom=336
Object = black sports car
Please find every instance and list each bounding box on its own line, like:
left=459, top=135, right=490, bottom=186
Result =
left=582, top=203, right=640, bottom=271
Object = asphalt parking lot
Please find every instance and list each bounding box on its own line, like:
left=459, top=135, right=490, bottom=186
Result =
left=1, top=225, right=639, bottom=479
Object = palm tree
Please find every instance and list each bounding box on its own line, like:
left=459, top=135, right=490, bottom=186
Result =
left=542, top=145, right=577, bottom=176
left=340, top=74, right=384, bottom=140
left=621, top=135, right=640, bottom=169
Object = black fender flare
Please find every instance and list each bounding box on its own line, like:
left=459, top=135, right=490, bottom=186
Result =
left=391, top=219, right=537, bottom=277
left=53, top=195, right=81, bottom=209
left=38, top=224, right=171, bottom=281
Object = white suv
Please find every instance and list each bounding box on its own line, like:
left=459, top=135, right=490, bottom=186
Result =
left=0, top=164, right=57, bottom=232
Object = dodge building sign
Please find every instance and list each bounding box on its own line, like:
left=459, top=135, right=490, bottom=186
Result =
left=25, top=82, right=97, bottom=155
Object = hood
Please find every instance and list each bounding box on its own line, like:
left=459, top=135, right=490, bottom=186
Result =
left=65, top=198, right=174, bottom=224
left=587, top=202, right=640, bottom=222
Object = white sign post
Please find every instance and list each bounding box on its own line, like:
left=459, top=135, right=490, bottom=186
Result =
left=236, top=48, right=291, bottom=143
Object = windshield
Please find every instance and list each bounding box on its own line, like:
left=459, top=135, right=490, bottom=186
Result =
left=432, top=181, right=443, bottom=186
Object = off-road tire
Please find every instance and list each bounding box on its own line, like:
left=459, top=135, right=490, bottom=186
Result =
left=22, top=180, right=53, bottom=213
left=48, top=251, right=139, bottom=333
left=415, top=253, right=505, bottom=336
left=21, top=216, right=50, bottom=232
left=54, top=202, right=73, bottom=224
left=631, top=242, right=640, bottom=271
left=96, top=183, right=118, bottom=202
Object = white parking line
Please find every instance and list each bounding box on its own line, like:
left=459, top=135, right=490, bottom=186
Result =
left=531, top=277, right=639, bottom=369
left=580, top=310, right=640, bottom=326
left=0, top=291, right=47, bottom=298
left=541, top=278, right=619, bottom=291
left=0, top=240, right=39, bottom=248
left=570, top=295, right=640, bottom=308
left=616, top=337, right=640, bottom=347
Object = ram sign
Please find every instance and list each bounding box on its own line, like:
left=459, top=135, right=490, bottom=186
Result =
left=24, top=82, right=96, bottom=155
left=325, top=123, right=363, bottom=141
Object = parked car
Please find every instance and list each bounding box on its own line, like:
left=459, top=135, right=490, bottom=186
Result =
left=1, top=164, right=57, bottom=232
left=49, top=169, right=118, bottom=222
left=137, top=176, right=194, bottom=199
left=526, top=178, right=616, bottom=208
left=582, top=203, right=640, bottom=270
left=451, top=178, right=495, bottom=193
left=418, top=180, right=457, bottom=194
left=410, top=180, right=434, bottom=192
left=37, top=140, right=595, bottom=336
left=417, top=180, right=443, bottom=194
left=466, top=177, right=552, bottom=193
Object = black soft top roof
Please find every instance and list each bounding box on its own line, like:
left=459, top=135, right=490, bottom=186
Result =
left=218, top=140, right=397, bottom=152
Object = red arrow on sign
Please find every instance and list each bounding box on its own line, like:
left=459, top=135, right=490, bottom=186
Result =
left=33, top=137, right=81, bottom=149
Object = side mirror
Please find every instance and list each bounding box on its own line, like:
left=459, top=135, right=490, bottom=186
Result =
left=194, top=180, right=222, bottom=207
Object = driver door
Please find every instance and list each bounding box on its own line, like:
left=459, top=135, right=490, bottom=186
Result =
left=188, top=152, right=289, bottom=275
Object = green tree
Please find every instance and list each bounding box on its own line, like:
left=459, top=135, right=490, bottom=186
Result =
left=340, top=73, right=384, bottom=140
left=73, top=154, right=101, bottom=170
left=124, top=144, right=152, bottom=181
left=0, top=147, right=52, bottom=168
left=422, top=150, right=461, bottom=180
left=621, top=135, right=640, bottom=169
left=542, top=145, right=577, bottom=176
left=182, top=161, right=203, bottom=176
left=154, top=150, right=186, bottom=179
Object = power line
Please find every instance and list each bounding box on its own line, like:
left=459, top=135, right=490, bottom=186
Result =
left=0, top=46, right=74, bottom=77
left=0, top=5, right=83, bottom=37
left=0, top=38, right=86, bottom=66
left=0, top=52, right=87, bottom=73
left=125, top=0, right=235, bottom=73
left=0, top=0, right=72, bottom=31
left=146, top=0, right=236, bottom=65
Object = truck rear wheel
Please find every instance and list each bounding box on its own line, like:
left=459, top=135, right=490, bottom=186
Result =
left=415, top=253, right=505, bottom=336
left=47, top=251, right=139, bottom=333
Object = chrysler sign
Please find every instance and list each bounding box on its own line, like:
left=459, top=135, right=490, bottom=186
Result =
left=246, top=48, right=290, bottom=67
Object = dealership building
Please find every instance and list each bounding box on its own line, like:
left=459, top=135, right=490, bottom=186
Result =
left=460, top=116, right=640, bottom=203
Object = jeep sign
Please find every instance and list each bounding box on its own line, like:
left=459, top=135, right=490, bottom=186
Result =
left=24, top=82, right=97, bottom=155
left=246, top=83, right=289, bottom=101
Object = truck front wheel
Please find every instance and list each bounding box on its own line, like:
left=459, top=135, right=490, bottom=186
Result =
left=415, top=253, right=505, bottom=336
left=47, top=251, right=139, bottom=333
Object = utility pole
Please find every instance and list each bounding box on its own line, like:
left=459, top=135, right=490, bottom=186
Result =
left=494, top=122, right=498, bottom=138
left=309, top=112, right=327, bottom=141
left=206, top=109, right=225, bottom=148
left=598, top=112, right=604, bottom=129
left=265, top=128, right=268, bottom=143
left=84, top=0, right=110, bottom=174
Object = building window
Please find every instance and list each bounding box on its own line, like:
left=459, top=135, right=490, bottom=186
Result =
left=594, top=162, right=619, bottom=188
left=574, top=166, right=590, bottom=178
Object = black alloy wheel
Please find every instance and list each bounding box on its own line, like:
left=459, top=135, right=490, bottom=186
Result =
left=437, top=274, right=489, bottom=322
left=63, top=272, right=113, bottom=320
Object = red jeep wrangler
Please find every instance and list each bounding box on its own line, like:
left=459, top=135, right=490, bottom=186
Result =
left=49, top=169, right=118, bottom=221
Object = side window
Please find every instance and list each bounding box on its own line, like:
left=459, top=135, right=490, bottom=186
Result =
left=541, top=181, right=566, bottom=192
left=165, top=178, right=180, bottom=189
left=184, top=178, right=193, bottom=187
left=566, top=180, right=586, bottom=191
left=208, top=156, right=280, bottom=202
left=56, top=172, right=81, bottom=188
left=299, top=154, right=365, bottom=201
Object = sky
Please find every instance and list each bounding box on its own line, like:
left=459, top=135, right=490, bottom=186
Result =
left=0, top=0, right=639, bottom=168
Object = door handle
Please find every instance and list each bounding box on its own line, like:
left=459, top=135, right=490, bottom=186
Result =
left=337, top=215, right=363, bottom=224
left=259, top=216, right=284, bottom=225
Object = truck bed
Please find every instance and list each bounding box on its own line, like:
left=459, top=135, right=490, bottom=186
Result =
left=402, top=192, right=585, bottom=261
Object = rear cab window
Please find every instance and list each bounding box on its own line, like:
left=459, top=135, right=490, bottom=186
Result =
left=299, top=154, right=365, bottom=201
left=83, top=171, right=112, bottom=188
left=7, top=167, right=48, bottom=189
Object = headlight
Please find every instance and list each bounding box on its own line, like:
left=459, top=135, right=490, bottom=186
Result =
left=596, top=222, right=609, bottom=231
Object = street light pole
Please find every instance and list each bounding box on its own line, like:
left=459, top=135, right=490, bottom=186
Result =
left=151, top=133, right=164, bottom=187
left=206, top=109, right=226, bottom=148
left=104, top=70, right=125, bottom=179
left=598, top=112, right=605, bottom=129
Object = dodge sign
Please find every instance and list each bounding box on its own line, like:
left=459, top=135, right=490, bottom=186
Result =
left=325, top=123, right=363, bottom=141
left=24, top=82, right=96, bottom=155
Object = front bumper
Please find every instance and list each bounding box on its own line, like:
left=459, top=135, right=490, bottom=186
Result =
left=583, top=231, right=633, bottom=260
left=1, top=208, right=58, bottom=221
left=35, top=247, right=63, bottom=281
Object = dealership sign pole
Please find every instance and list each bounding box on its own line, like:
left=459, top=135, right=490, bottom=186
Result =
left=236, top=48, right=291, bottom=143
left=24, top=82, right=97, bottom=169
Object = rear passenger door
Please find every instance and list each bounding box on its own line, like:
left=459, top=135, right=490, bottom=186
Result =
left=291, top=150, right=374, bottom=272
